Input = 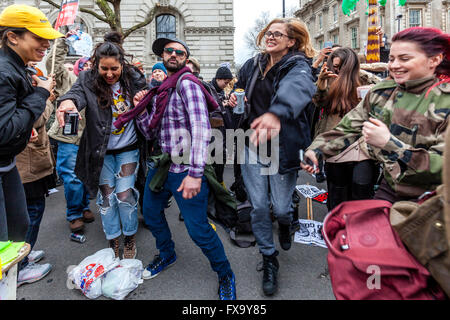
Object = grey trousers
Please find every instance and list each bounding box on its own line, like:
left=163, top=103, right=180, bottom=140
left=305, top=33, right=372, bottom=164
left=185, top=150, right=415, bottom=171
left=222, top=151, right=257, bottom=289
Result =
left=241, top=147, right=296, bottom=256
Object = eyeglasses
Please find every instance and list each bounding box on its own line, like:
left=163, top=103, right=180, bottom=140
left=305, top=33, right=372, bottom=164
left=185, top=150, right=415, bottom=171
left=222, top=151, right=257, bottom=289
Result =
left=163, top=47, right=187, bottom=57
left=264, top=31, right=290, bottom=40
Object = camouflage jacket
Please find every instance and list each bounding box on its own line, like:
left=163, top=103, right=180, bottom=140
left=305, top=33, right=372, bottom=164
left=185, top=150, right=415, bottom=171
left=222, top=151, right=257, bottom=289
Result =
left=308, top=76, right=450, bottom=198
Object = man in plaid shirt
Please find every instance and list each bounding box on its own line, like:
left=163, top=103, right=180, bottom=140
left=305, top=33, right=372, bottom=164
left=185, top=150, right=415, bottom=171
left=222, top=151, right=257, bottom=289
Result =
left=135, top=38, right=236, bottom=300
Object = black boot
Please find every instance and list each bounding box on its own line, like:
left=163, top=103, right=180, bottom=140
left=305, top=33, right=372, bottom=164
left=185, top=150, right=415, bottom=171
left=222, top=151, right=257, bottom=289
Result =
left=278, top=222, right=292, bottom=251
left=262, top=252, right=279, bottom=296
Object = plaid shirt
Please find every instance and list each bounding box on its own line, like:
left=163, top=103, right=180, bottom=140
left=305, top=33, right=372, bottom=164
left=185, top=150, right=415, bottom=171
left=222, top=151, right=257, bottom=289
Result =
left=136, top=79, right=211, bottom=178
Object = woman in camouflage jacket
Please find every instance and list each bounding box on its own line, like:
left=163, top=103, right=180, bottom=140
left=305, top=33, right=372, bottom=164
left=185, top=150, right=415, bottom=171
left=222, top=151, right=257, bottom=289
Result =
left=302, top=27, right=450, bottom=203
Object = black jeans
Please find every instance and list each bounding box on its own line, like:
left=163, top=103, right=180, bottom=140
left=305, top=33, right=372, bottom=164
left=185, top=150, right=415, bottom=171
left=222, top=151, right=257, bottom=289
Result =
left=0, top=166, right=29, bottom=242
left=325, top=160, right=377, bottom=211
left=20, top=196, right=46, bottom=269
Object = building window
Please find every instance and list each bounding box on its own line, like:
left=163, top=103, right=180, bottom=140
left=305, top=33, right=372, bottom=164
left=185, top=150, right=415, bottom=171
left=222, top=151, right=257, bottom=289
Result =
left=333, top=34, right=339, bottom=45
left=156, top=14, right=176, bottom=39
left=318, top=39, right=324, bottom=49
left=409, top=9, right=421, bottom=27
left=319, top=14, right=323, bottom=30
left=448, top=10, right=450, bottom=31
left=333, top=5, right=338, bottom=23
left=351, top=27, right=358, bottom=49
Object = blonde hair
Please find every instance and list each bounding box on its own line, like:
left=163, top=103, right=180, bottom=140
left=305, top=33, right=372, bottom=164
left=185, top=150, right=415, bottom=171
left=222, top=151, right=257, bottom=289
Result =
left=224, top=77, right=237, bottom=95
left=256, top=18, right=317, bottom=59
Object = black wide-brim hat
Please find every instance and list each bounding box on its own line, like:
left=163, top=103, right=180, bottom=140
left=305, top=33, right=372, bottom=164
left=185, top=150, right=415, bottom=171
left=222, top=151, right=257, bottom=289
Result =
left=152, top=37, right=190, bottom=58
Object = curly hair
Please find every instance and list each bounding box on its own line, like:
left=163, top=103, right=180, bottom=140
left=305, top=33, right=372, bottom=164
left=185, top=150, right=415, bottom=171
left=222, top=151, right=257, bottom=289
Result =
left=90, top=32, right=135, bottom=109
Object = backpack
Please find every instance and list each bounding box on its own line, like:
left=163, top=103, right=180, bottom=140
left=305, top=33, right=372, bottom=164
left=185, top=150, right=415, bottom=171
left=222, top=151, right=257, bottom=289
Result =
left=229, top=201, right=256, bottom=248
left=323, top=200, right=446, bottom=300
left=176, top=73, right=228, bottom=128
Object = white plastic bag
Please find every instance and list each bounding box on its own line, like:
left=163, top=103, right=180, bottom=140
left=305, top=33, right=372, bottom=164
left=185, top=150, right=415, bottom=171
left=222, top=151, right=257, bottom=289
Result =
left=68, top=248, right=119, bottom=299
left=101, top=259, right=143, bottom=300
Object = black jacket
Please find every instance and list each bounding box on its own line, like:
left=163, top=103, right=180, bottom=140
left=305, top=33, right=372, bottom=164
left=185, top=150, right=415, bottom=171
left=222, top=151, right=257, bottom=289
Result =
left=0, top=47, right=49, bottom=166
left=237, top=51, right=317, bottom=174
left=59, top=68, right=147, bottom=196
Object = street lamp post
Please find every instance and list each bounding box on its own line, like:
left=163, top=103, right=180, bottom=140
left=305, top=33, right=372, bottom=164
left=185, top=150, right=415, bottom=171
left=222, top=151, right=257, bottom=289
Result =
left=282, top=0, right=286, bottom=17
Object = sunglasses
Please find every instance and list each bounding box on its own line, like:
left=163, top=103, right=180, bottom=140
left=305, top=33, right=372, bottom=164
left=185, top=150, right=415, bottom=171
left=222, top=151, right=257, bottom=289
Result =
left=163, top=47, right=187, bottom=57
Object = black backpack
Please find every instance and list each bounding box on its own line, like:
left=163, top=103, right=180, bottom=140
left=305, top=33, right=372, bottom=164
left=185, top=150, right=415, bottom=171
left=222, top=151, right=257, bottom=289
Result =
left=229, top=201, right=256, bottom=248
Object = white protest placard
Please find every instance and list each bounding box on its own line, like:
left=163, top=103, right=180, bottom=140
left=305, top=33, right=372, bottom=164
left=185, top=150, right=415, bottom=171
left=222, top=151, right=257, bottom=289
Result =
left=294, top=219, right=327, bottom=249
left=295, top=185, right=327, bottom=199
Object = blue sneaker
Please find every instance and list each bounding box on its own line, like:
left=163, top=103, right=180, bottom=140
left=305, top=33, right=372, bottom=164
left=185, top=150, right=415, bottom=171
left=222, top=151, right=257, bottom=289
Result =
left=218, top=273, right=236, bottom=300
left=142, top=253, right=176, bottom=280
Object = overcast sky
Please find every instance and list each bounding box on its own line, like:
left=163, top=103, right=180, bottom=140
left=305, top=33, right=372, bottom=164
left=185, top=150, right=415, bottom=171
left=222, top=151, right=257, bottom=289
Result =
left=233, top=0, right=300, bottom=65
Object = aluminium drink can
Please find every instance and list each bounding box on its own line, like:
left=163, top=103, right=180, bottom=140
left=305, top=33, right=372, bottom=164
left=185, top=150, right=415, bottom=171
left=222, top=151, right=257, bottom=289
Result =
left=70, top=233, right=86, bottom=243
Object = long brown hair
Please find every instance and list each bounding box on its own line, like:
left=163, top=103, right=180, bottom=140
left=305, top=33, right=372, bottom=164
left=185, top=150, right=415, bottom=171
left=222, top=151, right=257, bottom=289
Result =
left=256, top=18, right=317, bottom=59
left=91, top=32, right=134, bottom=109
left=325, top=47, right=361, bottom=116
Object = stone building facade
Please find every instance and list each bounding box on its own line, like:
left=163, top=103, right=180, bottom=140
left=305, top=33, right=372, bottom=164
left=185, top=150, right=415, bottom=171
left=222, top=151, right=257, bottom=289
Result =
left=295, top=0, right=448, bottom=54
left=1, top=0, right=235, bottom=81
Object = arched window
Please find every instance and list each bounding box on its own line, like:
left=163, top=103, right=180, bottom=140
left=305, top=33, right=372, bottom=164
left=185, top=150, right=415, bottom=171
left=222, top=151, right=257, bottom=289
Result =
left=156, top=14, right=176, bottom=39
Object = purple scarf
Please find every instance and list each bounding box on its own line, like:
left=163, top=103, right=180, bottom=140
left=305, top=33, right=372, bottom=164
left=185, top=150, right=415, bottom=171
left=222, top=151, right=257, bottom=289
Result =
left=114, top=66, right=218, bottom=130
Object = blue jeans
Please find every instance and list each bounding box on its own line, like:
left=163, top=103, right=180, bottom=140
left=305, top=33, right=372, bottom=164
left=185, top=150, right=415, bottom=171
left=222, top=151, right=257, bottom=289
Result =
left=56, top=142, right=90, bottom=222
left=241, top=147, right=297, bottom=256
left=21, top=196, right=46, bottom=269
left=143, top=164, right=233, bottom=278
left=97, top=149, right=140, bottom=240
left=0, top=167, right=29, bottom=242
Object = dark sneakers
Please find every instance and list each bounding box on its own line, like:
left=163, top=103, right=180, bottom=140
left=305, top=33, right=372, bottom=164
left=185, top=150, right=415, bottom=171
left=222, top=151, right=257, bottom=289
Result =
left=142, top=253, right=177, bottom=280
left=218, top=273, right=236, bottom=300
left=278, top=222, right=292, bottom=251
left=262, top=252, right=279, bottom=296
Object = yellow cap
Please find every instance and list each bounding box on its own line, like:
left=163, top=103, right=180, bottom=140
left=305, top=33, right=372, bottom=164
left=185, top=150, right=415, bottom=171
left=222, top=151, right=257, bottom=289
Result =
left=0, top=4, right=64, bottom=40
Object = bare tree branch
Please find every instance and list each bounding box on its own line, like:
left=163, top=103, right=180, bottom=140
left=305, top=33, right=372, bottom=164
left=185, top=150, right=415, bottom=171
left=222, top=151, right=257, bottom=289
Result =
left=95, top=0, right=117, bottom=28
left=123, top=4, right=159, bottom=38
left=244, top=11, right=271, bottom=55
left=41, top=0, right=109, bottom=24
left=41, top=0, right=157, bottom=39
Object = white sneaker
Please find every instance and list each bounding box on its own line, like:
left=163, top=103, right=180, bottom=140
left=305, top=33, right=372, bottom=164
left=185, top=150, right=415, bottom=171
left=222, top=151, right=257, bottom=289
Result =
left=17, top=262, right=52, bottom=287
left=28, top=250, right=45, bottom=263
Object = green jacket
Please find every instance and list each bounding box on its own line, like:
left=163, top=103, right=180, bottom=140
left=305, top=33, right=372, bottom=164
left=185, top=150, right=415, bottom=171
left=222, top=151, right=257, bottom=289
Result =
left=148, top=153, right=237, bottom=211
left=309, top=76, right=450, bottom=198
left=46, top=38, right=85, bottom=145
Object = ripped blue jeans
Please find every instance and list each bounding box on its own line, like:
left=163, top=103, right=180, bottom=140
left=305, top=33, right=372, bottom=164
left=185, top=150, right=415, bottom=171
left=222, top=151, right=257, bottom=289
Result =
left=97, top=149, right=140, bottom=240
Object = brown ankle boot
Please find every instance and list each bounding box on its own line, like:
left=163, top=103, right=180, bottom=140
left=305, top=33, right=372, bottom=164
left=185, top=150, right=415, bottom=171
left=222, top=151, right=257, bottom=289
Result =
left=70, top=218, right=84, bottom=232
left=109, top=237, right=120, bottom=258
left=123, top=235, right=137, bottom=259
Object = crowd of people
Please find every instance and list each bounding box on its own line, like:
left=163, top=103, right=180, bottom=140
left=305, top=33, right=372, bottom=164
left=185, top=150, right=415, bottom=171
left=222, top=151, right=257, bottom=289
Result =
left=0, top=3, right=449, bottom=300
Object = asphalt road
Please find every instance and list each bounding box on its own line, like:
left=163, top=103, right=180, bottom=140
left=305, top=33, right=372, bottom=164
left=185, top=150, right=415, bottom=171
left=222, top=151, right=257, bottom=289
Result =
left=16, top=167, right=335, bottom=301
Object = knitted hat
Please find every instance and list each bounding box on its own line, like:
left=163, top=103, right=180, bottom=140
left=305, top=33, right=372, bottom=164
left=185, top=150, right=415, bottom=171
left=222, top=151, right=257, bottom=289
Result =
left=73, top=57, right=90, bottom=76
left=152, top=62, right=167, bottom=75
left=215, top=66, right=233, bottom=80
